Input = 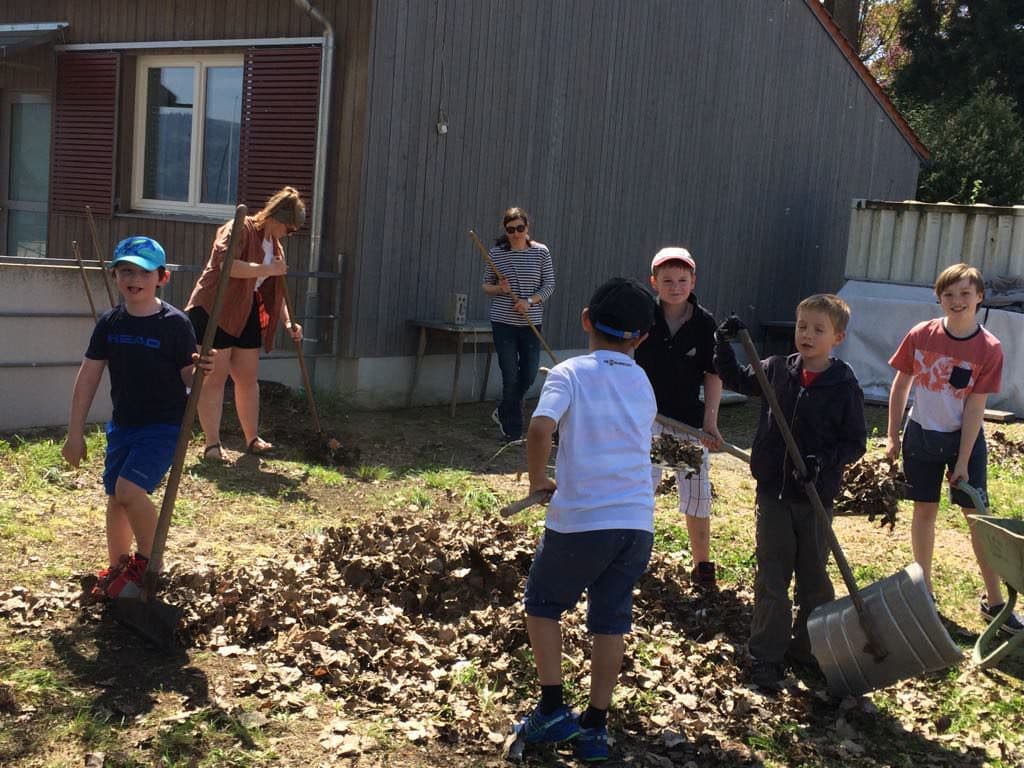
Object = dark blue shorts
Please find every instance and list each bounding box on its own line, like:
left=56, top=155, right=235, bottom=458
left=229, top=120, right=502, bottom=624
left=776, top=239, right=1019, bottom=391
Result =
left=103, top=422, right=180, bottom=495
left=523, top=528, right=653, bottom=635
left=902, top=419, right=987, bottom=508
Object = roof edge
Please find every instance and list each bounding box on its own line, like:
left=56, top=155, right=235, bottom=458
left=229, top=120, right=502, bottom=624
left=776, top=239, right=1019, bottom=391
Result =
left=804, top=0, right=929, bottom=162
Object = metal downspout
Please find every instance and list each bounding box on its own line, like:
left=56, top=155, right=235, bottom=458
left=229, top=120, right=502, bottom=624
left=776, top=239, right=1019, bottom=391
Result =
left=293, top=0, right=334, bottom=380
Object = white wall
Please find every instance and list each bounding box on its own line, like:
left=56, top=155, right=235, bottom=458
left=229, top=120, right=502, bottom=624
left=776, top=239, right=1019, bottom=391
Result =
left=1, top=260, right=590, bottom=428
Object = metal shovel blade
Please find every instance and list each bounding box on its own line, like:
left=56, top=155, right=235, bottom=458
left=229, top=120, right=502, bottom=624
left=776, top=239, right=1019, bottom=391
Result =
left=110, top=596, right=183, bottom=652
left=807, top=562, right=962, bottom=697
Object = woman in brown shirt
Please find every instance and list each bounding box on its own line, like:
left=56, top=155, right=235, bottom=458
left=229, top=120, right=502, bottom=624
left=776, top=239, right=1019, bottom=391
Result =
left=185, top=186, right=304, bottom=460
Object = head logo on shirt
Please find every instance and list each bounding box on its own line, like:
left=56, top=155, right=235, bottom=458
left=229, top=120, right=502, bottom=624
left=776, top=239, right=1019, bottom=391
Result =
left=108, top=334, right=162, bottom=349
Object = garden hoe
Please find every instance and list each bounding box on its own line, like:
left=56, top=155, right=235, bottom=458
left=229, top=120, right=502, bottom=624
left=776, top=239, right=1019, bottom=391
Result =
left=280, top=279, right=355, bottom=467
left=736, top=328, right=961, bottom=696
left=111, top=204, right=247, bottom=651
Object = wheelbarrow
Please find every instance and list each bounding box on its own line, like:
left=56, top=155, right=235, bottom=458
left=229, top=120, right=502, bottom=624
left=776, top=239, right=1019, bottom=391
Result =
left=961, top=482, right=1024, bottom=669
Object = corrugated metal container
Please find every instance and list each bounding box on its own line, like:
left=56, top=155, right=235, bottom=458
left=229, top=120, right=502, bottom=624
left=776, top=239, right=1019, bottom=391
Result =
left=845, top=199, right=1024, bottom=285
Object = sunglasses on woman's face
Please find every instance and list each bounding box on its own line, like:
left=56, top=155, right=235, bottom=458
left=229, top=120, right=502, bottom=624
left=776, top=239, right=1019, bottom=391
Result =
left=505, top=224, right=527, bottom=234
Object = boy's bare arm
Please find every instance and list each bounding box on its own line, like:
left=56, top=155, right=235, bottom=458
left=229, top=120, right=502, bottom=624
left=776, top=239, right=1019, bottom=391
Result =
left=701, top=372, right=724, bottom=449
left=526, top=416, right=558, bottom=495
left=885, top=371, right=914, bottom=460
left=950, top=393, right=987, bottom=487
left=62, top=359, right=106, bottom=467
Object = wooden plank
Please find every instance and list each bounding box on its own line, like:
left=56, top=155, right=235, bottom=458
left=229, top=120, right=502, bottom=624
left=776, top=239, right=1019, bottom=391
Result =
left=984, top=409, right=1017, bottom=423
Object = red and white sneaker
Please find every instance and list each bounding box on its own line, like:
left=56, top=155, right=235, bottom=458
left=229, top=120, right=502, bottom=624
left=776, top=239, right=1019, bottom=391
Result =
left=105, top=553, right=150, bottom=599
left=90, top=555, right=131, bottom=601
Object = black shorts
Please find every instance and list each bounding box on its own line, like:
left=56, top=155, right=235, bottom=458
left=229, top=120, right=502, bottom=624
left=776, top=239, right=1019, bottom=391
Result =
left=902, top=419, right=987, bottom=508
left=187, top=293, right=261, bottom=350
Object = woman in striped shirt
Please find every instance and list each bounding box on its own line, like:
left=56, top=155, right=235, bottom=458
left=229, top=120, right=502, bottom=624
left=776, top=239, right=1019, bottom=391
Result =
left=482, top=206, right=556, bottom=441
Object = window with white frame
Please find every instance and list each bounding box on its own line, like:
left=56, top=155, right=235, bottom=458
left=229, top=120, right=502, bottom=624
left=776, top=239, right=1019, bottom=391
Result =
left=132, top=55, right=243, bottom=215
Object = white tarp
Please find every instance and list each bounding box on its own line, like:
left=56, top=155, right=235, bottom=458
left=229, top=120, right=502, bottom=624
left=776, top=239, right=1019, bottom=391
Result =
left=836, top=280, right=1024, bottom=416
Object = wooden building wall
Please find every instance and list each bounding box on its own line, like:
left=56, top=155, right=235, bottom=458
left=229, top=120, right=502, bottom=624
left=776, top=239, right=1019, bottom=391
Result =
left=0, top=0, right=372, bottom=353
left=352, top=0, right=921, bottom=358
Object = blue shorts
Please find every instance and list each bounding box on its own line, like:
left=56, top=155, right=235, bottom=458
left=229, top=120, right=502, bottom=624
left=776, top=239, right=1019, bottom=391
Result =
left=103, top=422, right=180, bottom=495
left=902, top=419, right=987, bottom=508
left=524, top=528, right=653, bottom=635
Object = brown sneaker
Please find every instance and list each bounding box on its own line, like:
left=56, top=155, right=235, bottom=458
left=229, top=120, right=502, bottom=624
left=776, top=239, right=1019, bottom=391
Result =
left=691, top=561, right=717, bottom=589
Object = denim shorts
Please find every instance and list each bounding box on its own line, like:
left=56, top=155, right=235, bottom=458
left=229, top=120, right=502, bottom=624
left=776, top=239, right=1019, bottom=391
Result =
left=902, top=419, right=987, bottom=508
left=523, top=528, right=654, bottom=635
left=103, top=422, right=180, bottom=495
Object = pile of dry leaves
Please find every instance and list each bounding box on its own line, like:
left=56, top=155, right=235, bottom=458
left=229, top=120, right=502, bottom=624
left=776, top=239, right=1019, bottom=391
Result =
left=834, top=455, right=910, bottom=530
left=651, top=434, right=704, bottom=475
left=0, top=512, right=1004, bottom=766
left=988, top=429, right=1024, bottom=468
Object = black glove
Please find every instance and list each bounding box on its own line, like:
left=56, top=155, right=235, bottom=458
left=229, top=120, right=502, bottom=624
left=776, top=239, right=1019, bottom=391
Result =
left=792, top=454, right=822, bottom=485
left=715, top=314, right=746, bottom=342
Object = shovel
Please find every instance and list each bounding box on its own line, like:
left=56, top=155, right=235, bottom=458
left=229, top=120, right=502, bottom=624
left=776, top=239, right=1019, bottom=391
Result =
left=111, top=204, right=247, bottom=649
left=655, top=413, right=751, bottom=463
left=280, top=278, right=353, bottom=466
left=736, top=329, right=962, bottom=696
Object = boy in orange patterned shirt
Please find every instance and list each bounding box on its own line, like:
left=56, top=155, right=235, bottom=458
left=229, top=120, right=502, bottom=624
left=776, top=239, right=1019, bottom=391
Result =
left=886, top=263, right=1020, bottom=633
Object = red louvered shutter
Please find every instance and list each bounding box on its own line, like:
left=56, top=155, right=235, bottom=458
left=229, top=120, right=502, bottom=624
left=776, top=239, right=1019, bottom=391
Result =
left=51, top=53, right=119, bottom=217
left=237, top=46, right=321, bottom=224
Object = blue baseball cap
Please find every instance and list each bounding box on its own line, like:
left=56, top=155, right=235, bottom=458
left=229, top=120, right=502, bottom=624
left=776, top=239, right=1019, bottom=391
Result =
left=112, top=236, right=166, bottom=271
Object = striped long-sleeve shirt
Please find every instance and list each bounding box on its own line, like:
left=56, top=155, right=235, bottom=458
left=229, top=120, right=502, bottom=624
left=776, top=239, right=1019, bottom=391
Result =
left=484, top=242, right=555, bottom=326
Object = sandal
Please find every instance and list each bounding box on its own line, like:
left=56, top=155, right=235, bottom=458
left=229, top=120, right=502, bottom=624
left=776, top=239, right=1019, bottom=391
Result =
left=202, top=444, right=227, bottom=463
left=247, top=437, right=273, bottom=455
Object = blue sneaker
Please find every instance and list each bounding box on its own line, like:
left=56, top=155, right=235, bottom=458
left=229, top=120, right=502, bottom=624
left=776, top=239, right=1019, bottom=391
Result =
left=516, top=704, right=580, bottom=744
left=575, top=725, right=609, bottom=762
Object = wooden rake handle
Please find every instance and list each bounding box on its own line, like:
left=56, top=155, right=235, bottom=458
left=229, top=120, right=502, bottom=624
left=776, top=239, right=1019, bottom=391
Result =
left=281, top=278, right=322, bottom=435
left=71, top=240, right=98, bottom=322
left=142, top=204, right=247, bottom=598
left=468, top=229, right=559, bottom=366
left=736, top=328, right=888, bottom=661
left=85, top=205, right=117, bottom=308
left=500, top=489, right=552, bottom=517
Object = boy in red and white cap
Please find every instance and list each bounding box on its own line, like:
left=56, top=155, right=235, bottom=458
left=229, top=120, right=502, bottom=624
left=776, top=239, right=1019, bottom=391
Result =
left=635, top=247, right=724, bottom=589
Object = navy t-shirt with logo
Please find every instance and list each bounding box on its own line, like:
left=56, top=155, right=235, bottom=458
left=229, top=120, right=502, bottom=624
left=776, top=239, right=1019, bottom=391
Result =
left=85, top=301, right=197, bottom=427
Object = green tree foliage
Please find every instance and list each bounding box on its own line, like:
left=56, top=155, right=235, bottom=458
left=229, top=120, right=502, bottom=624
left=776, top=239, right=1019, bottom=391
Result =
left=897, top=85, right=1024, bottom=204
left=894, top=0, right=1024, bottom=115
left=889, top=1, right=1024, bottom=204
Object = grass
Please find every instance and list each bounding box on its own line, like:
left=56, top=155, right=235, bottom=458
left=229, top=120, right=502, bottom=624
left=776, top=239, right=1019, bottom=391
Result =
left=0, top=407, right=1022, bottom=767
left=354, top=464, right=394, bottom=482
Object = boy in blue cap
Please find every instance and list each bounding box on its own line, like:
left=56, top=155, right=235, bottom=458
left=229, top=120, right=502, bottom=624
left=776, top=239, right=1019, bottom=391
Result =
left=62, top=236, right=214, bottom=600
left=515, top=277, right=657, bottom=762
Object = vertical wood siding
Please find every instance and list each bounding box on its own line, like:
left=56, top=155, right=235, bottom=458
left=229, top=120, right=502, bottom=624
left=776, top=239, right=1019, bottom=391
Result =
left=0, top=0, right=371, bottom=355
left=353, top=0, right=921, bottom=357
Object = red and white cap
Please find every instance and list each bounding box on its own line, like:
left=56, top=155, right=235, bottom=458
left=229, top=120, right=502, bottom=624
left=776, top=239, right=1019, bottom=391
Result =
left=651, top=247, right=696, bottom=273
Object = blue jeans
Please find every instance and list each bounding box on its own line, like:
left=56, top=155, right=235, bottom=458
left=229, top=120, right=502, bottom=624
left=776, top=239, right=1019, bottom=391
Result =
left=491, top=321, right=541, bottom=439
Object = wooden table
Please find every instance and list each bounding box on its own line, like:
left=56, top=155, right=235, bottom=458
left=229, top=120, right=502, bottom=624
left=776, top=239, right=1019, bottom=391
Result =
left=407, top=320, right=494, bottom=416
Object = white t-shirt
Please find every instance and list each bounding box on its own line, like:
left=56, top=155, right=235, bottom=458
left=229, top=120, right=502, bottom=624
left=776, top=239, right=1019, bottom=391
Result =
left=532, top=349, right=657, bottom=533
left=254, top=238, right=276, bottom=290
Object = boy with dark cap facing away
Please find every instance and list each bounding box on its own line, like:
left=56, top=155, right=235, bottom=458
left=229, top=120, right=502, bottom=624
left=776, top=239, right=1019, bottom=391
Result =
left=516, top=277, right=657, bottom=762
left=62, top=237, right=214, bottom=601
left=713, top=295, right=866, bottom=688
left=636, top=247, right=724, bottom=589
